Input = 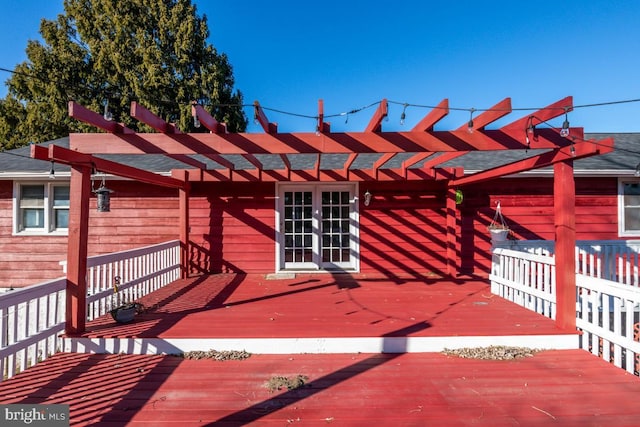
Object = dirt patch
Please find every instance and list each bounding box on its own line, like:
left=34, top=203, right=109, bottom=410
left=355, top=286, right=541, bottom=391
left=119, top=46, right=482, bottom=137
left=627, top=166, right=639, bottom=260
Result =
left=442, top=345, right=541, bottom=360
left=266, top=374, right=309, bottom=392
left=178, top=349, right=252, bottom=361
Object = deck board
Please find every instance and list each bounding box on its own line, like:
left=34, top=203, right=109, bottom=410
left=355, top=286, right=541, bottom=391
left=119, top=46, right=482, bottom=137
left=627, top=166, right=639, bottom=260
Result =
left=80, top=273, right=569, bottom=340
left=1, top=350, right=640, bottom=426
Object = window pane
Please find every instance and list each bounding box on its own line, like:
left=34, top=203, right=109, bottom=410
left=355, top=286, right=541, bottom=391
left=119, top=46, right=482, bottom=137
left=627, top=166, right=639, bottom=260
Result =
left=303, top=192, right=312, bottom=205
left=23, top=209, right=44, bottom=228
left=53, top=186, right=70, bottom=207
left=55, top=209, right=69, bottom=229
left=625, top=207, right=640, bottom=231
left=20, top=185, right=44, bottom=208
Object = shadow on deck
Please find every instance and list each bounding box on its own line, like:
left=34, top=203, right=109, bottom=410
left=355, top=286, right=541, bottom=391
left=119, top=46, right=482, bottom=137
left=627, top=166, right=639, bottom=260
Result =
left=64, top=273, right=577, bottom=355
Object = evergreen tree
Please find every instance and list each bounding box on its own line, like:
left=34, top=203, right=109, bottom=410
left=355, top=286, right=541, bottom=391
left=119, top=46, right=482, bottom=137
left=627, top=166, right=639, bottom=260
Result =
left=1, top=0, right=247, bottom=149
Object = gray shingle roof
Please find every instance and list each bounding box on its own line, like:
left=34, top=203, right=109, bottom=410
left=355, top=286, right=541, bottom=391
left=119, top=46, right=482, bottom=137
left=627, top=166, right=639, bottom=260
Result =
left=1, top=133, right=638, bottom=176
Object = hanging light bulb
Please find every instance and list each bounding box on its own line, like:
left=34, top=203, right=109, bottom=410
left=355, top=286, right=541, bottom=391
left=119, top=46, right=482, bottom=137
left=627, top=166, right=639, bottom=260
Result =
left=193, top=115, right=201, bottom=128
left=400, top=103, right=408, bottom=125
left=467, top=108, right=475, bottom=134
left=525, top=116, right=535, bottom=151
left=103, top=100, right=113, bottom=121
left=560, top=107, right=570, bottom=137
left=48, top=161, right=55, bottom=180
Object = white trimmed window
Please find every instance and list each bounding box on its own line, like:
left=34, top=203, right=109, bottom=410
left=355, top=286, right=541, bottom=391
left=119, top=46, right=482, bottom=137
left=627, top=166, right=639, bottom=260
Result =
left=619, top=179, right=640, bottom=236
left=14, top=182, right=70, bottom=235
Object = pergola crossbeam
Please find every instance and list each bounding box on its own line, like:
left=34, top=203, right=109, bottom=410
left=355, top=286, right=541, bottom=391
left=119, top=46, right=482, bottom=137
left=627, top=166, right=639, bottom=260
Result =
left=130, top=101, right=180, bottom=134
left=450, top=138, right=615, bottom=186
left=192, top=103, right=227, bottom=134
left=317, top=99, right=330, bottom=133
left=68, top=101, right=132, bottom=134
left=412, top=99, right=449, bottom=132
left=459, top=98, right=512, bottom=132
left=502, top=96, right=573, bottom=131
left=364, top=99, right=388, bottom=133
left=31, top=144, right=186, bottom=189
left=254, top=101, right=278, bottom=134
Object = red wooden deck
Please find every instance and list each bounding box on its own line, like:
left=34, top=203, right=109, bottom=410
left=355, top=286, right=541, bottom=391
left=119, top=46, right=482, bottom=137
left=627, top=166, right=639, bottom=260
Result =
left=80, top=273, right=569, bottom=340
left=2, top=350, right=640, bottom=426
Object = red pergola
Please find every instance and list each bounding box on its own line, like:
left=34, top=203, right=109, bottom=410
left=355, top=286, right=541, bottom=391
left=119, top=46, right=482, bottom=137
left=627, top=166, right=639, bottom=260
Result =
left=31, top=96, right=614, bottom=334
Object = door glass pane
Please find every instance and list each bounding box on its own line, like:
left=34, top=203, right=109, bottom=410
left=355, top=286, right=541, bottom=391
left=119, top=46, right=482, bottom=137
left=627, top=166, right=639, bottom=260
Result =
left=320, top=191, right=351, bottom=264
left=283, top=191, right=314, bottom=265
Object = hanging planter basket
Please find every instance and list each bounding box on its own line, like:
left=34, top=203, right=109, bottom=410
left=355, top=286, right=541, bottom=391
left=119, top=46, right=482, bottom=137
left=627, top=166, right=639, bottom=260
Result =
left=488, top=201, right=510, bottom=243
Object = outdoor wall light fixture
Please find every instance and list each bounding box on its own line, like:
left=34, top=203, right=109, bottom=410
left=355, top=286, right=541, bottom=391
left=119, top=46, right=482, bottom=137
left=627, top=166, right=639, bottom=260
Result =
left=467, top=108, right=475, bottom=134
left=93, top=174, right=113, bottom=212
left=364, top=190, right=372, bottom=206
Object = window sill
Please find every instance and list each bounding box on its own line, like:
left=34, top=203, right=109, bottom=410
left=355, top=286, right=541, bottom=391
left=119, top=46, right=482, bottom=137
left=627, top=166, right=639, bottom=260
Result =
left=13, top=230, right=69, bottom=237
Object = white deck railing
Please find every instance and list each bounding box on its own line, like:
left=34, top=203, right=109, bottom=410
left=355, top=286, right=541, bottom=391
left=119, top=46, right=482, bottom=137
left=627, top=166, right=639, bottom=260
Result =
left=490, top=248, right=556, bottom=319
left=491, top=240, right=640, bottom=376
left=0, top=240, right=181, bottom=382
left=0, top=277, right=66, bottom=381
left=84, top=240, right=181, bottom=320
left=495, top=240, right=640, bottom=285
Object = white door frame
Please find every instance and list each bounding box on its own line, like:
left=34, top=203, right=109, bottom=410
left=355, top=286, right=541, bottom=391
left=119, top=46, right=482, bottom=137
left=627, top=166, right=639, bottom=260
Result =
left=275, top=182, right=360, bottom=272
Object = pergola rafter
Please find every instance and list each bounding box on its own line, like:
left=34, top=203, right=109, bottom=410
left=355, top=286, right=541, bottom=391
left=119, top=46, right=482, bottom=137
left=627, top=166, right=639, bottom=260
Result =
left=61, top=97, right=601, bottom=185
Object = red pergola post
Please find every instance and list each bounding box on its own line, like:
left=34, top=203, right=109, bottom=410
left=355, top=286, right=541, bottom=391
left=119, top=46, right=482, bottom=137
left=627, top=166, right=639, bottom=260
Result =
left=554, top=160, right=576, bottom=330
left=66, top=164, right=92, bottom=335
left=179, top=171, right=190, bottom=278
left=446, top=186, right=459, bottom=276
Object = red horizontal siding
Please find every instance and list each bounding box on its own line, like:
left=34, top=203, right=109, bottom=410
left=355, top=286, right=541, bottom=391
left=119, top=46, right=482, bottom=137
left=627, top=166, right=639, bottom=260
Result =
left=187, top=182, right=276, bottom=274
left=359, top=181, right=449, bottom=276
left=0, top=174, right=627, bottom=285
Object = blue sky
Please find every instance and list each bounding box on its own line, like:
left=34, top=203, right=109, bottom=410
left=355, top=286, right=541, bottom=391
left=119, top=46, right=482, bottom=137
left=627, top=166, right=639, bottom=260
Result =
left=1, top=0, right=639, bottom=133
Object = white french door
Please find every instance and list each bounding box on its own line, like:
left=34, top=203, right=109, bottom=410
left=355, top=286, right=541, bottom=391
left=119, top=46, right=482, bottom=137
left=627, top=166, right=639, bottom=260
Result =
left=277, top=184, right=358, bottom=271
